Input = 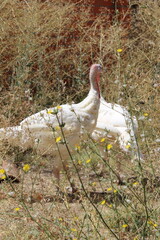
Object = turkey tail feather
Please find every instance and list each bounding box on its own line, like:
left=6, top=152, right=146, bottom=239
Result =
left=0, top=126, right=22, bottom=146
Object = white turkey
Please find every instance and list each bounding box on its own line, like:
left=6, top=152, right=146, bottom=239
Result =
left=92, top=97, right=139, bottom=158
left=0, top=64, right=102, bottom=190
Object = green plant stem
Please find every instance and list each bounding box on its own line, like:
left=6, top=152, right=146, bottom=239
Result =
left=55, top=114, right=120, bottom=240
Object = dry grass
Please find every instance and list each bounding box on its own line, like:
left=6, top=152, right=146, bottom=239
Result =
left=0, top=0, right=160, bottom=239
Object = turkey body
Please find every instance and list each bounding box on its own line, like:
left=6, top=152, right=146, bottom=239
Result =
left=92, top=97, right=138, bottom=155
left=0, top=64, right=102, bottom=186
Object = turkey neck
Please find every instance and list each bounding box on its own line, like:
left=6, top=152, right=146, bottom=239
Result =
left=74, top=69, right=100, bottom=114
left=89, top=71, right=100, bottom=98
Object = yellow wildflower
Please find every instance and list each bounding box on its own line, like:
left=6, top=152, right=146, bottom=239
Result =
left=1, top=175, right=6, bottom=180
left=133, top=182, right=139, bottom=186
left=47, top=109, right=54, bottom=114
left=75, top=144, right=81, bottom=151
left=23, top=164, right=31, bottom=172
left=100, top=138, right=106, bottom=143
left=56, top=136, right=62, bottom=143
left=153, top=223, right=158, bottom=228
left=86, top=159, right=91, bottom=164
left=71, top=228, right=77, bottom=232
left=58, top=217, right=63, bottom=221
left=114, top=189, right=117, bottom=193
left=55, top=126, right=60, bottom=131
left=78, top=160, right=82, bottom=165
left=0, top=169, right=5, bottom=174
left=125, top=144, right=131, bottom=149
left=108, top=204, right=113, bottom=208
left=147, top=220, right=158, bottom=228
left=101, top=200, right=106, bottom=205
left=133, top=236, right=139, bottom=240
left=122, top=224, right=128, bottom=228
left=117, top=48, right=123, bottom=53
left=106, top=144, right=113, bottom=150
left=143, top=113, right=148, bottom=117
left=47, top=106, right=61, bottom=114
left=92, top=182, right=96, bottom=186
left=14, top=207, right=20, bottom=211
left=56, top=105, right=62, bottom=110
left=107, top=187, right=112, bottom=192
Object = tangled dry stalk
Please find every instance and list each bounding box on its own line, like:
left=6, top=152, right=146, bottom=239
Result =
left=0, top=0, right=160, bottom=239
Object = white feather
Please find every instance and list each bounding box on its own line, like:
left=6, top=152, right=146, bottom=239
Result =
left=92, top=97, right=138, bottom=155
left=0, top=64, right=102, bottom=185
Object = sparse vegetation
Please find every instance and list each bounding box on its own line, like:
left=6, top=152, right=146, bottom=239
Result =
left=0, top=0, right=160, bottom=239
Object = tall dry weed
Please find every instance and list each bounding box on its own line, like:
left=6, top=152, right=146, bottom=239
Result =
left=0, top=0, right=160, bottom=239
